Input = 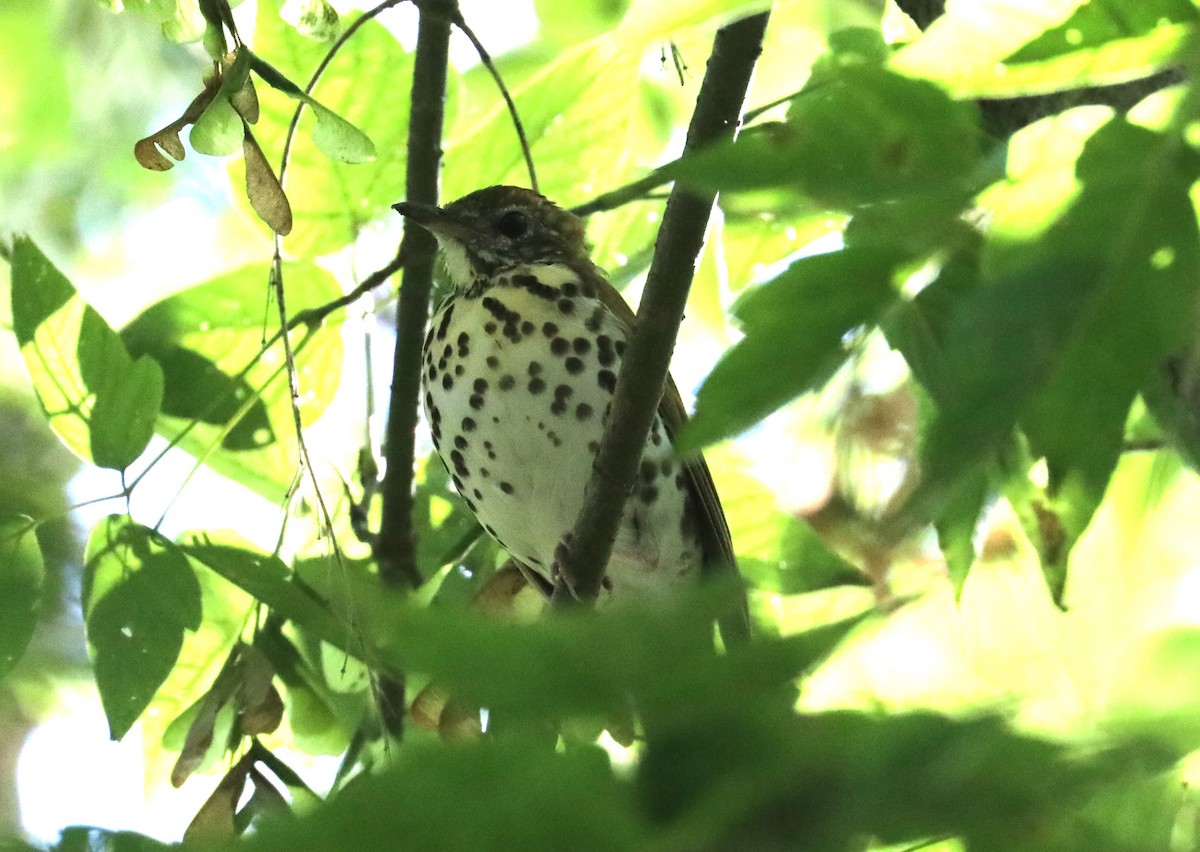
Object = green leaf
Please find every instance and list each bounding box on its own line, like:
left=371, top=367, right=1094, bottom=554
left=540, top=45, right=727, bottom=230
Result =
left=10, top=236, right=152, bottom=466
left=1020, top=121, right=1200, bottom=544
left=83, top=515, right=203, bottom=740
left=231, top=11, right=406, bottom=255
left=190, top=92, right=245, bottom=156
left=671, top=66, right=980, bottom=210
left=120, top=262, right=343, bottom=501
left=249, top=55, right=376, bottom=164
left=0, top=516, right=43, bottom=678
left=682, top=247, right=903, bottom=450
left=89, top=354, right=164, bottom=471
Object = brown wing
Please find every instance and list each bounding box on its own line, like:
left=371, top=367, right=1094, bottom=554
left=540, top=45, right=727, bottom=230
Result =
left=594, top=277, right=751, bottom=644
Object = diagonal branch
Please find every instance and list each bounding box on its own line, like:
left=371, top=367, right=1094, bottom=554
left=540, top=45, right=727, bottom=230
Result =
left=374, top=0, right=454, bottom=735
left=551, top=10, right=772, bottom=604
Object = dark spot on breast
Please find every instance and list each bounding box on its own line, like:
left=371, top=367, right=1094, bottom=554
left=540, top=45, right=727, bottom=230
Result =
left=550, top=337, right=569, bottom=356
left=572, top=337, right=591, bottom=354
left=565, top=357, right=584, bottom=375
left=554, top=384, right=572, bottom=399
left=480, top=467, right=489, bottom=477
left=588, top=440, right=600, bottom=453
left=484, top=321, right=497, bottom=334
left=598, top=370, right=616, bottom=392
left=462, top=417, right=477, bottom=432
left=442, top=374, right=454, bottom=390
left=586, top=308, right=604, bottom=332
left=513, top=273, right=558, bottom=300
left=482, top=296, right=510, bottom=321
left=542, top=322, right=558, bottom=337
left=452, top=474, right=465, bottom=491
left=443, top=344, right=452, bottom=359
left=529, top=377, right=546, bottom=394
left=640, top=460, right=656, bottom=482
left=528, top=361, right=543, bottom=376
left=551, top=401, right=566, bottom=415
left=615, top=341, right=626, bottom=356
left=469, top=394, right=484, bottom=410
left=438, top=357, right=448, bottom=370
left=561, top=281, right=579, bottom=298
left=473, top=378, right=488, bottom=393
left=454, top=365, right=465, bottom=377
left=499, top=374, right=516, bottom=390
left=576, top=403, right=594, bottom=420
left=473, top=488, right=483, bottom=500
left=436, top=304, right=455, bottom=340
left=457, top=331, right=469, bottom=348
left=486, top=355, right=500, bottom=369
left=521, top=320, right=534, bottom=335
left=675, top=472, right=687, bottom=489
left=454, top=435, right=468, bottom=450
left=427, top=365, right=436, bottom=381
left=639, top=485, right=659, bottom=504
left=500, top=481, right=515, bottom=495
left=557, top=298, right=574, bottom=314
left=661, top=460, right=673, bottom=476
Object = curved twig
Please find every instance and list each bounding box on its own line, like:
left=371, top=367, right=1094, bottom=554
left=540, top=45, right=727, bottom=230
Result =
left=450, top=9, right=539, bottom=192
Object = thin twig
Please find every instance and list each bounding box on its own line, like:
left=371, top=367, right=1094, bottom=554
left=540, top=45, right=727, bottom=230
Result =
left=570, top=169, right=674, bottom=217
left=374, top=0, right=455, bottom=738
left=451, top=10, right=538, bottom=193
left=551, top=11, right=772, bottom=603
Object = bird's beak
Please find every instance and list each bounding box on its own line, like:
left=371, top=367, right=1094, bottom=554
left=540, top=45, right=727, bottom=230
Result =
left=392, top=200, right=476, bottom=242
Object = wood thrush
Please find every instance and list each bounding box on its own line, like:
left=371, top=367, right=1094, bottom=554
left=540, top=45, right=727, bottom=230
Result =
left=394, top=186, right=746, bottom=633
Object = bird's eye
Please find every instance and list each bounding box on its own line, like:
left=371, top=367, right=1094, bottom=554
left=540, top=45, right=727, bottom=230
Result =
left=494, top=210, right=530, bottom=239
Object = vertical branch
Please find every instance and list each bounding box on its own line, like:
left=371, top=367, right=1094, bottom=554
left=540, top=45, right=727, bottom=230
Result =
left=374, top=0, right=453, bottom=733
left=551, top=11, right=771, bottom=603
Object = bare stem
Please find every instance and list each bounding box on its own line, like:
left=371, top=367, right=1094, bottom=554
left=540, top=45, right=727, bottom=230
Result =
left=373, top=0, right=454, bottom=736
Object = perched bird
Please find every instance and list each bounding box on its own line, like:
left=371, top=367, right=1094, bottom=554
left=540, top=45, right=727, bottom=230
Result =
left=394, top=186, right=745, bottom=635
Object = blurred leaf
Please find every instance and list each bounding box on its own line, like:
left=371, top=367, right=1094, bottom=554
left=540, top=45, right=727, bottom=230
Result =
left=906, top=118, right=1200, bottom=542
left=89, top=354, right=163, bottom=471
left=0, top=4, right=71, bottom=173
left=890, top=0, right=1086, bottom=92
left=672, top=66, right=979, bottom=210
left=1020, top=120, right=1200, bottom=547
left=534, top=0, right=629, bottom=44
left=682, top=247, right=903, bottom=450
left=280, top=0, right=340, bottom=41
left=711, top=453, right=865, bottom=594
left=235, top=739, right=642, bottom=852
left=935, top=470, right=986, bottom=596
left=642, top=710, right=1170, bottom=850
left=83, top=515, right=203, bottom=740
left=121, top=262, right=343, bottom=502
left=1106, top=628, right=1200, bottom=755
left=50, top=827, right=172, bottom=851
left=896, top=0, right=1198, bottom=98
left=0, top=515, right=43, bottom=678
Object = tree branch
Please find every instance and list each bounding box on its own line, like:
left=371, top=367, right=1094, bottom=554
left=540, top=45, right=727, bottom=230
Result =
left=374, top=0, right=453, bottom=735
left=551, top=11, right=771, bottom=604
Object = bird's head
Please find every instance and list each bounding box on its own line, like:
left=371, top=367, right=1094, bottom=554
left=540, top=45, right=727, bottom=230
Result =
left=393, top=186, right=589, bottom=291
